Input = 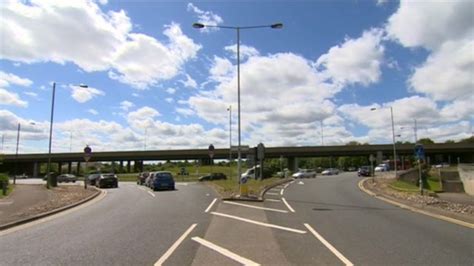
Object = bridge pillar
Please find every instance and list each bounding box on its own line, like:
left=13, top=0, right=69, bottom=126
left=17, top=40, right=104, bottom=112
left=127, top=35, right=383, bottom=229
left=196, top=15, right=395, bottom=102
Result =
left=67, top=162, right=72, bottom=174
left=287, top=157, right=298, bottom=172
left=200, top=158, right=213, bottom=165
left=376, top=151, right=383, bottom=165
left=33, top=162, right=39, bottom=178
left=111, top=161, right=116, bottom=173
left=77, top=162, right=81, bottom=175
left=58, top=162, right=63, bottom=174
left=140, top=161, right=144, bottom=172
left=127, top=161, right=131, bottom=173
left=119, top=161, right=124, bottom=173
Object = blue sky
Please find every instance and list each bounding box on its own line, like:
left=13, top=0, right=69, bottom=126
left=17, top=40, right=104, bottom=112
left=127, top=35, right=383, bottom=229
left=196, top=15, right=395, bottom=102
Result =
left=0, top=0, right=472, bottom=154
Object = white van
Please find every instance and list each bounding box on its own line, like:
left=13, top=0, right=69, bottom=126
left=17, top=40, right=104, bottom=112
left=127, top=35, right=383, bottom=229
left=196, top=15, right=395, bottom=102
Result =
left=241, top=165, right=260, bottom=180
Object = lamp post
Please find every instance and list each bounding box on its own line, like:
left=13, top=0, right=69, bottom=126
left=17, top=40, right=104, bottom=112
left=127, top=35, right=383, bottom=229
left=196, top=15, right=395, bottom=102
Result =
left=371, top=106, right=398, bottom=178
left=47, top=82, right=88, bottom=189
left=227, top=105, right=232, bottom=178
left=14, top=121, right=35, bottom=184
left=193, top=22, right=282, bottom=193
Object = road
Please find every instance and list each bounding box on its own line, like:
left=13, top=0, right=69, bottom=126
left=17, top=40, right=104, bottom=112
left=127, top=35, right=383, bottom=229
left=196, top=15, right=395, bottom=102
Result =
left=1, top=173, right=472, bottom=265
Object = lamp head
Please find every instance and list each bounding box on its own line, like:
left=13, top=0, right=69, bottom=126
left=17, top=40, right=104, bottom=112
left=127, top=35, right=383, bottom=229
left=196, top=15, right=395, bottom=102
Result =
left=271, top=23, right=283, bottom=29
left=193, top=23, right=205, bottom=29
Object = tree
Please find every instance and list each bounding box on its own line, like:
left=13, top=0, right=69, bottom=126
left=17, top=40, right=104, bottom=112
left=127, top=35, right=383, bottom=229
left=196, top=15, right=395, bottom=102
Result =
left=418, top=138, right=435, bottom=145
left=444, top=139, right=455, bottom=144
left=345, top=141, right=362, bottom=146
left=458, top=136, right=474, bottom=143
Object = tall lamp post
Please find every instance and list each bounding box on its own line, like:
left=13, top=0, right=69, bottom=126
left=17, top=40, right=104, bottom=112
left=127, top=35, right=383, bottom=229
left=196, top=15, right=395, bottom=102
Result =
left=14, top=121, right=35, bottom=184
left=193, top=22, right=283, bottom=191
left=47, top=82, right=88, bottom=189
left=227, top=105, right=232, bottom=178
left=371, top=106, right=397, bottom=178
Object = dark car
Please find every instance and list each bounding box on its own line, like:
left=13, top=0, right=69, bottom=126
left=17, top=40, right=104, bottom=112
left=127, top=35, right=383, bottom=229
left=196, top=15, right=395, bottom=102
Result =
left=199, top=173, right=227, bottom=182
left=358, top=166, right=371, bottom=177
left=137, top=172, right=149, bottom=185
left=57, top=174, right=77, bottom=183
left=95, top=173, right=119, bottom=188
left=87, top=173, right=101, bottom=186
left=150, top=171, right=175, bottom=191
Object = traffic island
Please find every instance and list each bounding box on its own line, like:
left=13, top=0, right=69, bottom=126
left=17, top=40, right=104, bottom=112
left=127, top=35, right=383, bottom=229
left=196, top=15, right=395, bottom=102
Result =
left=0, top=184, right=100, bottom=230
left=359, top=178, right=474, bottom=227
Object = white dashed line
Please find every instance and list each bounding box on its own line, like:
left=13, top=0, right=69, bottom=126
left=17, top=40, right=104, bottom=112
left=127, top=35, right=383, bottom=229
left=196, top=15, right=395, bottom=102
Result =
left=192, top=237, right=260, bottom=266
left=147, top=191, right=156, bottom=198
left=282, top=197, right=295, bottom=213
left=265, top=199, right=281, bottom=202
left=205, top=198, right=218, bottom=213
left=211, top=212, right=306, bottom=234
left=280, top=189, right=284, bottom=195
left=283, top=183, right=290, bottom=189
left=154, top=224, right=197, bottom=266
left=304, top=223, right=353, bottom=266
left=223, top=201, right=288, bottom=213
left=265, top=192, right=279, bottom=196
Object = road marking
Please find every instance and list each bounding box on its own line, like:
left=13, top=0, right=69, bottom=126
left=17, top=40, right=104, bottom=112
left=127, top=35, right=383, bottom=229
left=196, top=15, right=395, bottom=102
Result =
left=265, top=199, right=281, bottom=202
left=176, top=183, right=188, bottom=186
left=280, top=189, right=284, bottom=195
left=358, top=178, right=474, bottom=229
left=283, top=183, right=290, bottom=189
left=223, top=201, right=288, bottom=213
left=211, top=212, right=306, bottom=234
left=205, top=198, right=218, bottom=213
left=192, top=237, right=260, bottom=266
left=282, top=197, right=295, bottom=213
left=265, top=192, right=279, bottom=196
left=298, top=181, right=304, bottom=185
left=137, top=186, right=146, bottom=191
left=147, top=191, right=156, bottom=198
left=304, top=223, right=353, bottom=266
left=154, top=223, right=197, bottom=266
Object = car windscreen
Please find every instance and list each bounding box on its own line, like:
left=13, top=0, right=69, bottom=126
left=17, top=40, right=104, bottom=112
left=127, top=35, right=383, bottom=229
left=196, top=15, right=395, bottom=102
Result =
left=102, top=174, right=116, bottom=179
left=155, top=173, right=173, bottom=180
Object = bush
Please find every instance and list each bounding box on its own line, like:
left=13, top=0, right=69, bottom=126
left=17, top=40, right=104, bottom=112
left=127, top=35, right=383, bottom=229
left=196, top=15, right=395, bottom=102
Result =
left=0, top=173, right=9, bottom=190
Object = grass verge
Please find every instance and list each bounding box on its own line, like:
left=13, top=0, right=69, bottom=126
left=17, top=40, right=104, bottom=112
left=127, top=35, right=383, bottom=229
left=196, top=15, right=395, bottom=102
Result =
left=389, top=177, right=442, bottom=193
left=207, top=177, right=284, bottom=198
left=0, top=184, right=14, bottom=199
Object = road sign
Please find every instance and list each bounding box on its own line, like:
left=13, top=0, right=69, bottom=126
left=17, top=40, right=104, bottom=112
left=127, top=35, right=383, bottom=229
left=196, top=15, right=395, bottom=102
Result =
left=257, top=143, right=265, bottom=160
left=230, top=145, right=249, bottom=152
left=83, top=145, right=92, bottom=162
left=414, top=144, right=425, bottom=160
left=369, top=154, right=375, bottom=162
left=208, top=144, right=215, bottom=159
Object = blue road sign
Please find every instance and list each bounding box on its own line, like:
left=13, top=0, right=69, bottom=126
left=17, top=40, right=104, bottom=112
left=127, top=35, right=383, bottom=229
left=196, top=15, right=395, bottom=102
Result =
left=414, top=144, right=425, bottom=160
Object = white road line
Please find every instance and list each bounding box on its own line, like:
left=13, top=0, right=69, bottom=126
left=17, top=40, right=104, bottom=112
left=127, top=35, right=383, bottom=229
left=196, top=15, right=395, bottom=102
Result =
left=280, top=189, right=284, bottom=195
left=283, top=183, right=290, bottom=189
left=192, top=237, right=260, bottom=266
left=304, top=224, right=353, bottom=266
left=265, top=192, right=279, bottom=196
left=137, top=186, right=146, bottom=191
left=281, top=197, right=295, bottom=213
left=223, top=201, right=288, bottom=213
left=211, top=212, right=306, bottom=234
left=205, top=198, right=218, bottom=213
left=265, top=199, right=281, bottom=202
left=147, top=191, right=156, bottom=198
left=154, top=224, right=197, bottom=266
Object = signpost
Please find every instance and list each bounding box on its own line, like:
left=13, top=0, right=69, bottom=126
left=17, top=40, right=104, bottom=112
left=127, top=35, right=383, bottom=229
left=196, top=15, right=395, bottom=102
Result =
left=84, top=145, right=92, bottom=189
left=414, top=144, right=425, bottom=195
left=257, top=143, right=265, bottom=180
left=208, top=144, right=214, bottom=175
left=369, top=154, right=375, bottom=181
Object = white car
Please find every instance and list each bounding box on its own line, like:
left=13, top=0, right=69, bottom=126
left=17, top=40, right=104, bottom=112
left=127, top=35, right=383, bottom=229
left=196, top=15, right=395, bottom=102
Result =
left=292, top=169, right=316, bottom=178
left=374, top=164, right=389, bottom=172
left=321, top=168, right=339, bottom=175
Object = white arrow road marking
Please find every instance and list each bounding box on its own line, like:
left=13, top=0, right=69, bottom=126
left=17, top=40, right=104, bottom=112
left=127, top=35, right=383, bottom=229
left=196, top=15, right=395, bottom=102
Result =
left=192, top=237, right=260, bottom=266
left=304, top=223, right=353, bottom=266
left=298, top=181, right=304, bottom=185
left=211, top=212, right=306, bottom=234
left=223, top=201, right=288, bottom=213
left=155, top=224, right=197, bottom=266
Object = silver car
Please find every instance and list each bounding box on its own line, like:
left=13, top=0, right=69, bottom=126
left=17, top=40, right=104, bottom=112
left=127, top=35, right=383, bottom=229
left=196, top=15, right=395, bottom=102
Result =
left=292, top=169, right=316, bottom=178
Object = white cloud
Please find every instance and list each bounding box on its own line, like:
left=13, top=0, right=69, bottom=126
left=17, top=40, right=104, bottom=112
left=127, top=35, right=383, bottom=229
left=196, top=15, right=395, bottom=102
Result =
left=119, top=100, right=134, bottom=111
left=316, top=28, right=385, bottom=87
left=166, top=88, right=176, bottom=94
left=376, top=0, right=388, bottom=6
left=70, top=86, right=105, bottom=103
left=386, top=1, right=473, bottom=50
left=165, top=97, right=174, bottom=103
left=1, top=1, right=200, bottom=89
left=0, top=88, right=28, bottom=107
left=23, top=91, right=38, bottom=98
left=224, top=44, right=260, bottom=60
left=0, top=71, right=33, bottom=87
left=408, top=40, right=473, bottom=101
left=179, top=74, right=197, bottom=89
left=127, top=106, right=161, bottom=128
left=88, top=109, right=99, bottom=115
left=176, top=107, right=194, bottom=117
left=187, top=3, right=223, bottom=32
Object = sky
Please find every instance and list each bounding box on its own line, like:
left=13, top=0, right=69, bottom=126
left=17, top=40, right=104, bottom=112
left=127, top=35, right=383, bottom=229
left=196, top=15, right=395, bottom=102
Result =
left=0, top=0, right=473, bottom=154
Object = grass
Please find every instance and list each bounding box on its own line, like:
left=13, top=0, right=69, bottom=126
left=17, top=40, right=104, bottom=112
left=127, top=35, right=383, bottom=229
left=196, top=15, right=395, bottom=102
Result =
left=0, top=183, right=14, bottom=199
left=209, top=177, right=284, bottom=197
left=389, top=176, right=442, bottom=193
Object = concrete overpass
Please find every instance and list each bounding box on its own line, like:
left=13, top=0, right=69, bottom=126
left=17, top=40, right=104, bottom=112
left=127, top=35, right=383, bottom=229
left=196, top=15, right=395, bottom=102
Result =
left=1, top=143, right=472, bottom=175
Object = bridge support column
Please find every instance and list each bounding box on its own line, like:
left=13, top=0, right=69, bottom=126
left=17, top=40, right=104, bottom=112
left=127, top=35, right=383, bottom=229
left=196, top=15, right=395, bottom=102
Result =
left=140, top=161, right=144, bottom=173
left=77, top=162, right=81, bottom=175
left=127, top=161, right=131, bottom=173
left=200, top=158, right=212, bottom=165
left=287, top=157, right=298, bottom=172
left=68, top=162, right=72, bottom=174
left=111, top=161, right=116, bottom=173
left=58, top=162, right=63, bottom=174
left=119, top=161, right=124, bottom=173
left=33, top=162, right=39, bottom=178
left=376, top=151, right=383, bottom=165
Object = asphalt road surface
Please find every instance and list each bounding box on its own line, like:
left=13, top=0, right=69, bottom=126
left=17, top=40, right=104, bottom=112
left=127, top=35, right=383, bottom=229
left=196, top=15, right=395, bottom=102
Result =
left=1, top=173, right=473, bottom=265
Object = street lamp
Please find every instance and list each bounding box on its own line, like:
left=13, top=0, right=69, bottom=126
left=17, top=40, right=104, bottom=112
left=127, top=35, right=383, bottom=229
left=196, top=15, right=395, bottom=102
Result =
left=193, top=22, right=282, bottom=193
left=371, top=106, right=398, bottom=178
left=227, top=105, right=232, bottom=178
left=14, top=121, right=35, bottom=184
left=47, top=82, right=88, bottom=189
